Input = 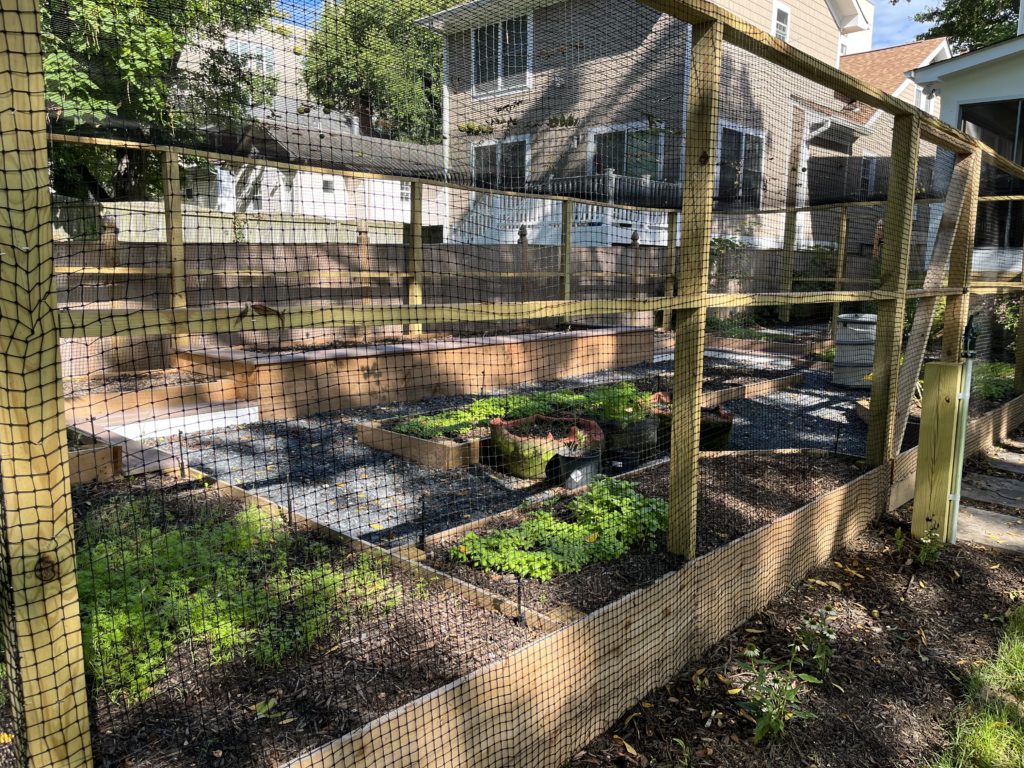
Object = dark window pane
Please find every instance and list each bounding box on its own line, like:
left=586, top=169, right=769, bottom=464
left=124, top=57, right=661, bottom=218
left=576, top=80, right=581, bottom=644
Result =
left=501, top=140, right=527, bottom=190
left=741, top=133, right=763, bottom=206
left=474, top=24, right=499, bottom=88
left=626, top=130, right=660, bottom=178
left=503, top=16, right=529, bottom=82
left=717, top=128, right=743, bottom=205
left=594, top=131, right=626, bottom=175
left=474, top=144, right=498, bottom=188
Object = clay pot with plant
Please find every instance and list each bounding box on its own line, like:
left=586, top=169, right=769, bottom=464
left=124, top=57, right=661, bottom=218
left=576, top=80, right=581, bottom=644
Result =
left=489, top=416, right=605, bottom=480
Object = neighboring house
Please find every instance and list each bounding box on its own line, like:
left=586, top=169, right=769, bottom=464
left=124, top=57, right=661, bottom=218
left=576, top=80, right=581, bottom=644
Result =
left=911, top=7, right=1024, bottom=273
left=178, top=21, right=444, bottom=231
left=418, top=0, right=876, bottom=246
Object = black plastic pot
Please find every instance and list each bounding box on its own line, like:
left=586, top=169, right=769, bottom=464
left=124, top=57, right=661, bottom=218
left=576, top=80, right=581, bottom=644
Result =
left=558, top=452, right=602, bottom=490
left=602, top=415, right=661, bottom=472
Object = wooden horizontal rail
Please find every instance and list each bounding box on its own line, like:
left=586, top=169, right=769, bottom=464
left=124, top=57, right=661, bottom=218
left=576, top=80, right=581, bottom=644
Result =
left=54, top=266, right=172, bottom=276
left=906, top=287, right=965, bottom=299
left=57, top=291, right=894, bottom=336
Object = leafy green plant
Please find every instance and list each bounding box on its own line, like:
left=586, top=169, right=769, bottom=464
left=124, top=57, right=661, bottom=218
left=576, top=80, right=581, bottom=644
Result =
left=793, top=608, right=837, bottom=678
left=78, top=494, right=401, bottom=704
left=894, top=526, right=906, bottom=555
left=916, top=529, right=945, bottom=567
left=734, top=647, right=819, bottom=743
left=393, top=382, right=658, bottom=440
left=449, top=477, right=666, bottom=581
left=973, top=362, right=1015, bottom=403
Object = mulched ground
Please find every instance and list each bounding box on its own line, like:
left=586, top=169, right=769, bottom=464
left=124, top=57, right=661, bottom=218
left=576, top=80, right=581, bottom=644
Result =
left=424, top=453, right=864, bottom=617
left=565, top=507, right=1024, bottom=768
left=73, top=479, right=542, bottom=768
left=63, top=370, right=221, bottom=399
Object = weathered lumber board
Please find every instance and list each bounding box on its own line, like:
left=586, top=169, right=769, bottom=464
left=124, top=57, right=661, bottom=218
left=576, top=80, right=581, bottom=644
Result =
left=68, top=443, right=122, bottom=486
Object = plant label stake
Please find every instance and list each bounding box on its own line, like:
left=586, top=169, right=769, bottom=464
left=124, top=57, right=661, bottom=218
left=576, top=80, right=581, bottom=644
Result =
left=419, top=492, right=430, bottom=549
left=514, top=574, right=526, bottom=626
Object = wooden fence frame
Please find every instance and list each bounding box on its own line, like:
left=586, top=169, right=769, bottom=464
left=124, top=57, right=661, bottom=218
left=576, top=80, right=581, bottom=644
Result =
left=5, top=0, right=1024, bottom=764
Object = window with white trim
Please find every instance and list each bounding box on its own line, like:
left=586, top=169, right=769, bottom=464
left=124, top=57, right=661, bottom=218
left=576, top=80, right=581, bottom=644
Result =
left=226, top=39, right=275, bottom=77
left=400, top=182, right=412, bottom=202
left=915, top=87, right=936, bottom=116
left=473, top=139, right=528, bottom=191
left=773, top=2, right=791, bottom=42
left=717, top=127, right=764, bottom=210
left=591, top=126, right=663, bottom=179
left=858, top=155, right=878, bottom=198
left=472, top=15, right=530, bottom=95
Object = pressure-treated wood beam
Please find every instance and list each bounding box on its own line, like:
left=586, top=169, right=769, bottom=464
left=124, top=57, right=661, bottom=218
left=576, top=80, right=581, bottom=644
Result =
left=669, top=19, right=722, bottom=558
left=0, top=2, right=93, bottom=764
left=941, top=151, right=982, bottom=362
left=866, top=113, right=921, bottom=467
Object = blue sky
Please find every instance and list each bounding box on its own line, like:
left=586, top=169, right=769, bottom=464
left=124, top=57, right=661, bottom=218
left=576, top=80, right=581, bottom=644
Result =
left=871, top=0, right=936, bottom=48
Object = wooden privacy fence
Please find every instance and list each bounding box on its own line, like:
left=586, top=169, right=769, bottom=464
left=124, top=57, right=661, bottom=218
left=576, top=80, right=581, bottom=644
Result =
left=3, top=0, right=1024, bottom=766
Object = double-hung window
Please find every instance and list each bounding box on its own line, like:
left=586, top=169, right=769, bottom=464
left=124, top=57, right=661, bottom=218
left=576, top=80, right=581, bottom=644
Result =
left=227, top=39, right=275, bottom=77
left=858, top=155, right=878, bottom=199
left=773, top=1, right=791, bottom=42
left=473, top=15, right=530, bottom=95
left=717, top=126, right=764, bottom=210
left=473, top=139, right=528, bottom=191
left=592, top=126, right=663, bottom=179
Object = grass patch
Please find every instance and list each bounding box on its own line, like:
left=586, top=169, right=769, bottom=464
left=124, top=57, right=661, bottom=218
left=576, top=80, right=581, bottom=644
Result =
left=706, top=314, right=773, bottom=341
left=973, top=361, right=1015, bottom=403
left=393, top=382, right=661, bottom=440
left=449, top=476, right=666, bottom=581
left=78, top=493, right=402, bottom=704
left=929, top=605, right=1024, bottom=768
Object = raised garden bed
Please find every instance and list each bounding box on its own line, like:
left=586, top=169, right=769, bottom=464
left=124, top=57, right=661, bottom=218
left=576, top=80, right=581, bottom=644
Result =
left=75, top=476, right=542, bottom=768
left=63, top=368, right=240, bottom=420
left=68, top=429, right=121, bottom=485
left=423, top=451, right=864, bottom=617
left=357, top=374, right=803, bottom=471
left=178, top=326, right=655, bottom=420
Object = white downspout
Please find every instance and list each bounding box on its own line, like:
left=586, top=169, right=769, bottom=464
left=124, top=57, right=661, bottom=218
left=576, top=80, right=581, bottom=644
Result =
left=1019, top=0, right=1024, bottom=36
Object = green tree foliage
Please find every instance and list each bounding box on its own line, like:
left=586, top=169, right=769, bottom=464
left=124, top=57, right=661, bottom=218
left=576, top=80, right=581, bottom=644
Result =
left=303, top=0, right=451, bottom=142
left=42, top=0, right=278, bottom=197
left=897, top=0, right=1020, bottom=51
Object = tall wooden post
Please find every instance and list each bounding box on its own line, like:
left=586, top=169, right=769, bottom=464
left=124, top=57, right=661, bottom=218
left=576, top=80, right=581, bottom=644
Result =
left=661, top=211, right=679, bottom=329
left=941, top=150, right=981, bottom=362
left=162, top=152, right=188, bottom=354
left=668, top=20, right=722, bottom=558
left=829, top=205, right=849, bottom=342
left=518, top=223, right=530, bottom=305
left=561, top=200, right=573, bottom=322
left=0, top=1, right=94, bottom=765
left=778, top=111, right=806, bottom=323
left=912, top=362, right=964, bottom=541
left=407, top=182, right=424, bottom=335
left=866, top=114, right=921, bottom=467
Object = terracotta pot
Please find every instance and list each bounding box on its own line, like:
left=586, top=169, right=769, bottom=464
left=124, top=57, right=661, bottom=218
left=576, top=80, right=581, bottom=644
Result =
left=490, top=415, right=604, bottom=479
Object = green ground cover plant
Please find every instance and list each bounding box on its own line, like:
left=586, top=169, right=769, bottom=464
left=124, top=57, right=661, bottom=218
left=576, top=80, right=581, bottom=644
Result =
left=929, top=605, right=1024, bottom=767
left=449, top=476, right=667, bottom=581
left=78, top=494, right=401, bottom=704
left=973, top=361, right=1015, bottom=402
left=393, top=382, right=659, bottom=440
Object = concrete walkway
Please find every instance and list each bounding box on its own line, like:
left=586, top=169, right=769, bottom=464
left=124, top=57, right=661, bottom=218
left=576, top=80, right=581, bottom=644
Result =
left=959, top=445, right=1024, bottom=555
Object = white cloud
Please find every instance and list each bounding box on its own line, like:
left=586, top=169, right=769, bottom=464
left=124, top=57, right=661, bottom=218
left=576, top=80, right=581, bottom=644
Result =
left=872, top=0, right=935, bottom=49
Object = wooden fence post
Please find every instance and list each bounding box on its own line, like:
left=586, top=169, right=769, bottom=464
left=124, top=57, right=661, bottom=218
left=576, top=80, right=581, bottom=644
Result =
left=162, top=151, right=188, bottom=354
left=829, top=205, right=849, bottom=342
left=561, top=200, right=573, bottom=323
left=941, top=151, right=981, bottom=362
left=866, top=113, right=920, bottom=467
left=661, top=211, right=679, bottom=329
left=912, top=362, right=964, bottom=541
left=0, top=1, right=94, bottom=764
left=407, top=182, right=424, bottom=335
left=668, top=19, right=722, bottom=558
left=518, top=223, right=530, bottom=305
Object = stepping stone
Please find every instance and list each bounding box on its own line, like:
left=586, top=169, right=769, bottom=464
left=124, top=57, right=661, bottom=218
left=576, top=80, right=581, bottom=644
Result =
left=957, top=506, right=1024, bottom=555
left=961, top=473, right=1024, bottom=508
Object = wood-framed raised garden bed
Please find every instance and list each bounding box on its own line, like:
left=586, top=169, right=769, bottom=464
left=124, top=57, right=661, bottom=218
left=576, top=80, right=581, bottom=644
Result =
left=68, top=430, right=122, bottom=485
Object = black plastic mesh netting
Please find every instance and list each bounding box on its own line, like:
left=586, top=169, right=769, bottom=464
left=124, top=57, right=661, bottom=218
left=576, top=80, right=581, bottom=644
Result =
left=0, top=0, right=1022, bottom=766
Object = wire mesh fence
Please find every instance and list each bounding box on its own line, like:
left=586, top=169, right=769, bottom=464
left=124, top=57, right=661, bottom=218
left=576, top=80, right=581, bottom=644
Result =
left=1, top=0, right=1024, bottom=766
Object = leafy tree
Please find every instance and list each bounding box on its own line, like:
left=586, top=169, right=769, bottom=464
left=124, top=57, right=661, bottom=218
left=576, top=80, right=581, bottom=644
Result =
left=896, top=0, right=1020, bottom=51
left=303, top=0, right=451, bottom=143
left=42, top=0, right=278, bottom=198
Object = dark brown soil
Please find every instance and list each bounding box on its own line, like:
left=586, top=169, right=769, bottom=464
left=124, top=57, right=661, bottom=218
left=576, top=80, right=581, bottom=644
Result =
left=425, top=453, right=864, bottom=617
left=565, top=507, right=1024, bottom=768
left=63, top=370, right=221, bottom=399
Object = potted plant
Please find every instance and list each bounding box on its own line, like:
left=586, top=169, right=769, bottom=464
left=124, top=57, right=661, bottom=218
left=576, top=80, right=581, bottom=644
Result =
left=589, top=384, right=667, bottom=471
left=489, top=415, right=604, bottom=480
left=651, top=395, right=734, bottom=451
left=556, top=431, right=602, bottom=490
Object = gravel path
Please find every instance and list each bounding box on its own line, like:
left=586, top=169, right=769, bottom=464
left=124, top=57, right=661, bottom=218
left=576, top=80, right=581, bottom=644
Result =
left=157, top=358, right=862, bottom=547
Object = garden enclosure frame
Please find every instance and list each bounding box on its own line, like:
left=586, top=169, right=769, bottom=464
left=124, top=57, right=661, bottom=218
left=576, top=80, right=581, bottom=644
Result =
left=3, top=0, right=1024, bottom=765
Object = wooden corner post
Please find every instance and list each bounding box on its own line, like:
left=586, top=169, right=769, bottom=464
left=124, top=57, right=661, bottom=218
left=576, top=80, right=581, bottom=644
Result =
left=668, top=20, right=722, bottom=558
left=866, top=113, right=920, bottom=467
left=561, top=200, right=573, bottom=323
left=912, top=362, right=964, bottom=541
left=941, top=151, right=981, bottom=363
left=829, top=205, right=849, bottom=342
left=0, top=1, right=94, bottom=765
left=407, top=181, right=424, bottom=335
left=162, top=151, right=188, bottom=354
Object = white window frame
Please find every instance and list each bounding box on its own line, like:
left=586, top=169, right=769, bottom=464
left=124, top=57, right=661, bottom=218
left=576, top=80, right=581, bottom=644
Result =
left=470, top=13, right=534, bottom=99
left=858, top=152, right=879, bottom=198
left=470, top=135, right=532, bottom=191
left=772, top=1, right=792, bottom=43
left=226, top=38, right=275, bottom=77
left=714, top=121, right=767, bottom=211
left=587, top=122, right=667, bottom=180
